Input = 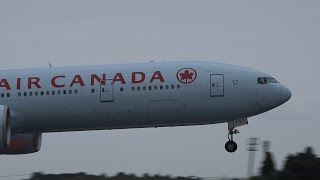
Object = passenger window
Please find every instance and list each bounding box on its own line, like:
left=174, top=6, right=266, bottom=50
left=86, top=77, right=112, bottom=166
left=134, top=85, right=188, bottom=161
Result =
left=58, top=90, right=61, bottom=95
left=24, top=92, right=27, bottom=97
left=166, top=85, right=169, bottom=89
left=154, top=86, right=158, bottom=90
left=131, top=87, right=135, bottom=91
left=69, top=90, right=72, bottom=94
left=18, top=92, right=22, bottom=97
left=120, top=87, right=124, bottom=92
left=74, top=89, right=78, bottom=94
left=46, top=91, right=50, bottom=96
left=143, top=86, right=146, bottom=91
left=35, top=92, right=39, bottom=96
left=0, top=93, right=3, bottom=98
left=149, top=86, right=152, bottom=90
left=137, top=86, right=141, bottom=91
left=171, top=85, right=175, bottom=89
left=160, top=85, right=163, bottom=90
left=52, top=91, right=55, bottom=95
left=63, top=90, right=67, bottom=95
left=177, top=85, right=181, bottom=89
left=7, top=93, right=10, bottom=98
left=40, top=91, right=44, bottom=96
left=29, top=92, right=33, bottom=96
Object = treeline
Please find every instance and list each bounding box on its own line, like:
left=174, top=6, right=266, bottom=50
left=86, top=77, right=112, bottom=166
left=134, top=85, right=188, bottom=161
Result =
left=252, top=147, right=320, bottom=180
left=26, top=172, right=202, bottom=180
left=24, top=147, right=320, bottom=180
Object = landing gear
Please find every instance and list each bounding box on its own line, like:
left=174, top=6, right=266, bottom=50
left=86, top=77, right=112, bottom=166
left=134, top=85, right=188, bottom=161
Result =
left=224, top=118, right=248, bottom=153
left=225, top=129, right=239, bottom=153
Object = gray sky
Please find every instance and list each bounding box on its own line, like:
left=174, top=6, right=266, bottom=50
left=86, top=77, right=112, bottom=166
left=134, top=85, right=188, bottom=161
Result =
left=0, top=0, right=319, bottom=179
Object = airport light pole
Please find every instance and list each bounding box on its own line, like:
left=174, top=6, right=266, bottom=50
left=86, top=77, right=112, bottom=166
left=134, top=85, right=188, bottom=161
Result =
left=247, top=137, right=259, bottom=178
left=262, top=141, right=270, bottom=154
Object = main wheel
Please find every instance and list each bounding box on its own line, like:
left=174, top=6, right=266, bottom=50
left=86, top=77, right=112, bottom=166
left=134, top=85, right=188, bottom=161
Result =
left=225, top=141, right=237, bottom=153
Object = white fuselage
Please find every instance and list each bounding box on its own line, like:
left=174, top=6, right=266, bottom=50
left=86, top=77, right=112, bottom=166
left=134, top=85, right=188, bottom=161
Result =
left=0, top=61, right=291, bottom=134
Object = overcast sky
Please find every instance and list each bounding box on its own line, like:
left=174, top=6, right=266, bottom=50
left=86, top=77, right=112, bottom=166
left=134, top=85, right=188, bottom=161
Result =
left=0, top=0, right=319, bottom=179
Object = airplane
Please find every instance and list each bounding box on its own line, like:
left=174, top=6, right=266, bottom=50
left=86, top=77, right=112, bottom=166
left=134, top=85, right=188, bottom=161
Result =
left=0, top=61, right=291, bottom=155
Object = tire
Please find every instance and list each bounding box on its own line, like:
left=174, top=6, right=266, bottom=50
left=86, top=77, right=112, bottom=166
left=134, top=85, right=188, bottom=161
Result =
left=225, top=141, right=237, bottom=153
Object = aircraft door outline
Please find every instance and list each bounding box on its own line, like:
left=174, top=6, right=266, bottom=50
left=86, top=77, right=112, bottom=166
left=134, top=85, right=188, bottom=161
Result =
left=210, top=74, right=224, bottom=97
left=100, top=79, right=114, bottom=102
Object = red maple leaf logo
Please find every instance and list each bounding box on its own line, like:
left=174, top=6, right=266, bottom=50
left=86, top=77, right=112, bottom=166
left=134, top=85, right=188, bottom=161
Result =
left=180, top=70, right=194, bottom=81
left=177, top=68, right=197, bottom=84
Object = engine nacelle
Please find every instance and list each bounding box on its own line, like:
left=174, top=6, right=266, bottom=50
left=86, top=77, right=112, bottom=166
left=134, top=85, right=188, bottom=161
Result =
left=1, top=133, right=42, bottom=155
left=0, top=105, right=11, bottom=150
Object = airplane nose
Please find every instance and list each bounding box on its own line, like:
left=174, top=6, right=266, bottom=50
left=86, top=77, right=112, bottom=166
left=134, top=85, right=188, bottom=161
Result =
left=280, top=85, right=292, bottom=104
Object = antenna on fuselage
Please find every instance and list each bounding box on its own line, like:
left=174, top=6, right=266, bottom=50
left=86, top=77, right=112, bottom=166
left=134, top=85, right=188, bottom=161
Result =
left=48, top=62, right=53, bottom=67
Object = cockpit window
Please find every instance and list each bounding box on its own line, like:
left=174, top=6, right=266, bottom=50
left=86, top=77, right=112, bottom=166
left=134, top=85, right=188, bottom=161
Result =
left=269, top=78, right=278, bottom=83
left=257, top=77, right=264, bottom=84
left=257, top=77, right=278, bottom=84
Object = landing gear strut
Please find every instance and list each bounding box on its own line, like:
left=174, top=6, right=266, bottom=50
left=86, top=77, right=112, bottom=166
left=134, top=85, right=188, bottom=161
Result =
left=224, top=118, right=248, bottom=153
left=225, top=128, right=239, bottom=153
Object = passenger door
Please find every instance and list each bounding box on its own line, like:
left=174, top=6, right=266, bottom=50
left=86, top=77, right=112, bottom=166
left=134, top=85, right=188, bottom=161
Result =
left=100, top=80, right=114, bottom=102
left=210, top=74, right=224, bottom=97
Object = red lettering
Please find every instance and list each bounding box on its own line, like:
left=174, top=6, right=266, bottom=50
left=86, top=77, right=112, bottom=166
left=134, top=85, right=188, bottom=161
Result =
left=17, top=78, right=21, bottom=90
left=0, top=79, right=11, bottom=90
left=70, top=75, right=85, bottom=87
left=132, top=72, right=145, bottom=84
left=150, top=71, right=165, bottom=83
left=28, top=77, right=41, bottom=89
left=91, top=74, right=106, bottom=86
left=113, top=73, right=126, bottom=84
left=51, top=76, right=65, bottom=88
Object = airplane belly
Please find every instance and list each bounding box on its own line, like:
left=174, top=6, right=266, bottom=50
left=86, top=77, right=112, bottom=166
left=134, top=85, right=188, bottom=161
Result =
left=147, top=99, right=181, bottom=126
left=12, top=102, right=149, bottom=133
left=12, top=97, right=213, bottom=133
